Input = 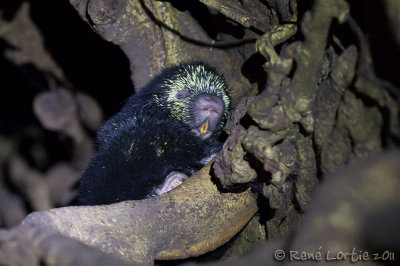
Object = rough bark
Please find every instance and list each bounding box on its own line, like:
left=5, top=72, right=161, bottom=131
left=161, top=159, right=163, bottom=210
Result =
left=201, top=150, right=400, bottom=266
left=0, top=163, right=258, bottom=265
left=69, top=0, right=273, bottom=103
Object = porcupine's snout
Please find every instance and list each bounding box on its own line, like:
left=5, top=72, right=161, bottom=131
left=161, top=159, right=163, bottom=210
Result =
left=191, top=94, right=224, bottom=140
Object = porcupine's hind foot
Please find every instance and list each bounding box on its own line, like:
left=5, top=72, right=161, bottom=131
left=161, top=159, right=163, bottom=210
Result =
left=155, top=171, right=188, bottom=196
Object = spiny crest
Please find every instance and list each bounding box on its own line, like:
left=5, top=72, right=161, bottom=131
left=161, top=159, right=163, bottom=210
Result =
left=161, top=63, right=230, bottom=125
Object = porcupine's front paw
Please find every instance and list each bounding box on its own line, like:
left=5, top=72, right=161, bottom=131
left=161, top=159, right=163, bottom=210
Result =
left=155, top=172, right=188, bottom=195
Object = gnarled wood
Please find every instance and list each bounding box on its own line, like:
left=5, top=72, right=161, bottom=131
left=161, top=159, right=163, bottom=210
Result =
left=0, top=163, right=258, bottom=265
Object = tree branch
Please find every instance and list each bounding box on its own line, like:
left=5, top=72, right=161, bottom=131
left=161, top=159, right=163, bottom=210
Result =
left=0, top=163, right=258, bottom=265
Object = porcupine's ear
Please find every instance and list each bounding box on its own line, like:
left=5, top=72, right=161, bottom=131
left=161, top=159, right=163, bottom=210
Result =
left=175, top=88, right=190, bottom=99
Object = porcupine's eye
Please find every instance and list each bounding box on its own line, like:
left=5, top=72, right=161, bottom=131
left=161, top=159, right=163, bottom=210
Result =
left=176, top=88, right=190, bottom=99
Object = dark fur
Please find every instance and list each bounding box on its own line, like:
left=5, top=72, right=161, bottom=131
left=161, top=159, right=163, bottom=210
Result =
left=79, top=63, right=227, bottom=205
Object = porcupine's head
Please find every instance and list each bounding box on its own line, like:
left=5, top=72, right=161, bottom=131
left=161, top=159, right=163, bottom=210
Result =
left=156, top=63, right=230, bottom=140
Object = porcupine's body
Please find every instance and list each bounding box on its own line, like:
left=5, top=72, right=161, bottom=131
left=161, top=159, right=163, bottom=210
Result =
left=78, top=63, right=230, bottom=205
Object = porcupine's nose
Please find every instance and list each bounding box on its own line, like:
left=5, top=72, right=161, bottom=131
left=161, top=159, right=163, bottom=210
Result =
left=195, top=94, right=224, bottom=121
left=191, top=94, right=224, bottom=139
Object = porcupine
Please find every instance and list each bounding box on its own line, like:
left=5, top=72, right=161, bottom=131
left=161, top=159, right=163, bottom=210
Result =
left=78, top=62, right=230, bottom=205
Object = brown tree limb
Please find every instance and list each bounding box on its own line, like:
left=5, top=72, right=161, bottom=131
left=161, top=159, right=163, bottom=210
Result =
left=69, top=0, right=270, bottom=102
left=0, top=163, right=258, bottom=265
left=198, top=0, right=273, bottom=32
left=0, top=227, right=131, bottom=266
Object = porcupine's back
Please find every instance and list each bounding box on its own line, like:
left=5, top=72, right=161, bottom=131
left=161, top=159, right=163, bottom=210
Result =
left=79, top=112, right=206, bottom=204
